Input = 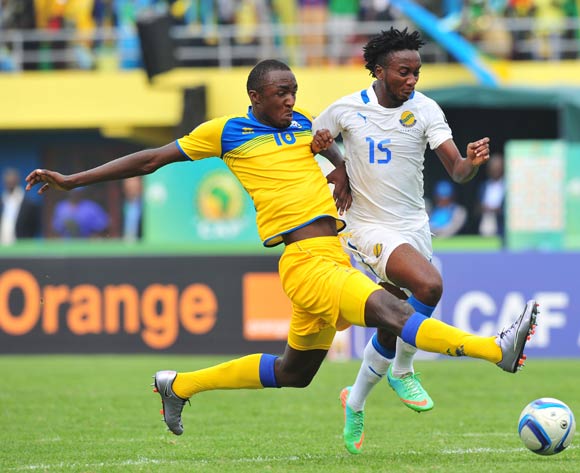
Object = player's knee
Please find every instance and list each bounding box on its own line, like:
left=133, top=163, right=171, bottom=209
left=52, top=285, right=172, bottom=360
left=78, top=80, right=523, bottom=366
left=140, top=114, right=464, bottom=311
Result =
left=365, top=290, right=411, bottom=332
left=275, top=365, right=316, bottom=388
left=415, top=275, right=443, bottom=306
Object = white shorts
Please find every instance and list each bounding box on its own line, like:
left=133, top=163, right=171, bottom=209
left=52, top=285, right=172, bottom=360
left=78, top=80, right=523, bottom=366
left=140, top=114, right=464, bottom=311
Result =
left=341, top=222, right=433, bottom=285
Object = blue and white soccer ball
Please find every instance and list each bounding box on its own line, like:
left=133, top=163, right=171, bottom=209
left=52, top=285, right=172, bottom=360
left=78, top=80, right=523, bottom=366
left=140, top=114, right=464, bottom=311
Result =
left=518, top=398, right=576, bottom=455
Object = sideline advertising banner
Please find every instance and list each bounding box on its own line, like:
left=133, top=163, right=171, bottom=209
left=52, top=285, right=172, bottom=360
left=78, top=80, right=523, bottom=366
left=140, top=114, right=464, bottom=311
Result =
left=0, top=255, right=285, bottom=354
left=0, top=252, right=578, bottom=357
left=144, top=159, right=260, bottom=245
left=348, top=252, right=580, bottom=360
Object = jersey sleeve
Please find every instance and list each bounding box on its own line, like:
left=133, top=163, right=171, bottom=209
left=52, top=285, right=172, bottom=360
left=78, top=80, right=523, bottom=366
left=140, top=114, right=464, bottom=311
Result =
left=176, top=116, right=230, bottom=161
left=312, top=100, right=346, bottom=138
left=424, top=100, right=453, bottom=151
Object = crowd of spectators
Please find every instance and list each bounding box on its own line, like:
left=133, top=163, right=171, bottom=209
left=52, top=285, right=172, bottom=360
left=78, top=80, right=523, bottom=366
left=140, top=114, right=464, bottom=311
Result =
left=0, top=171, right=146, bottom=245
left=0, top=1, right=578, bottom=71
left=459, top=0, right=580, bottom=60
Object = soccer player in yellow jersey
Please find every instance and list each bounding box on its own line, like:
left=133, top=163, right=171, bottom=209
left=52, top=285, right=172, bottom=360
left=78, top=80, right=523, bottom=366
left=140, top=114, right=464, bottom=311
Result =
left=26, top=59, right=538, bottom=443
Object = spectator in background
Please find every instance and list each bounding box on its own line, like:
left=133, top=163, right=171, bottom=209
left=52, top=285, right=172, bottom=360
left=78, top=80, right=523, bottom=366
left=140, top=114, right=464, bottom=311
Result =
left=0, top=0, right=36, bottom=70
left=476, top=152, right=505, bottom=238
left=460, top=0, right=513, bottom=59
left=533, top=0, right=567, bottom=60
left=51, top=187, right=109, bottom=238
left=231, top=0, right=272, bottom=66
left=270, top=0, right=300, bottom=65
left=298, top=0, right=328, bottom=65
left=122, top=176, right=143, bottom=241
left=0, top=167, right=41, bottom=244
left=429, top=180, right=467, bottom=237
left=327, top=0, right=359, bottom=65
left=505, top=0, right=537, bottom=60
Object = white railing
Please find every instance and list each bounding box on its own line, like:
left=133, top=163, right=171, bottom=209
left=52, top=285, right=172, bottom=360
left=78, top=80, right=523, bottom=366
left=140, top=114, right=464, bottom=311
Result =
left=0, top=17, right=579, bottom=72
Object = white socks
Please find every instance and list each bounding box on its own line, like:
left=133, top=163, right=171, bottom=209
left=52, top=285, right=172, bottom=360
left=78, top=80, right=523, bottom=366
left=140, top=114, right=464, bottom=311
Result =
left=347, top=337, right=392, bottom=412
left=347, top=336, right=418, bottom=411
left=390, top=337, right=418, bottom=377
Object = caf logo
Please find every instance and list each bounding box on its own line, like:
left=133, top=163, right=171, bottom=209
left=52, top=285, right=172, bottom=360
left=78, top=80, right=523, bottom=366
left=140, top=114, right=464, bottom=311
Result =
left=197, top=170, right=244, bottom=220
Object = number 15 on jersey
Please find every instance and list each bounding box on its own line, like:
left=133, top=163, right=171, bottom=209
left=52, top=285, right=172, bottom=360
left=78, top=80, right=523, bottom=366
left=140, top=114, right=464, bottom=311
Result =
left=366, top=137, right=391, bottom=164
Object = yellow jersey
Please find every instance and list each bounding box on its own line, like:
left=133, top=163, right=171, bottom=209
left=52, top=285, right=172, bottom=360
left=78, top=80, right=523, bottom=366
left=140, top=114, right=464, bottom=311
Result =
left=176, top=106, right=345, bottom=246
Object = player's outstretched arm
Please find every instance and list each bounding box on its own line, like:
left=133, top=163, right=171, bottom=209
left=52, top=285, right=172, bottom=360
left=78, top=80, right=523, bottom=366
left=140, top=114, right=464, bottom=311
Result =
left=26, top=142, right=186, bottom=194
left=435, top=137, right=490, bottom=184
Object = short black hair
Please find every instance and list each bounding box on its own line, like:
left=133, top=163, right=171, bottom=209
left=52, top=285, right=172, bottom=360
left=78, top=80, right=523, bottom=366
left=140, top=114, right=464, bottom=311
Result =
left=363, top=27, right=425, bottom=78
left=247, top=59, right=291, bottom=92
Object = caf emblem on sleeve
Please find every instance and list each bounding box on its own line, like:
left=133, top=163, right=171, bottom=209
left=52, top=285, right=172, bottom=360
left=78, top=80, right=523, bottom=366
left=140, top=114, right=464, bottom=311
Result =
left=373, top=243, right=383, bottom=258
left=399, top=111, right=416, bottom=128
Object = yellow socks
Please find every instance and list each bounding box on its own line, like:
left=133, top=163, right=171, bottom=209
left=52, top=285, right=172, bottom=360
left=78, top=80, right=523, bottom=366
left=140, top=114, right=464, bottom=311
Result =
left=414, top=317, right=501, bottom=363
left=171, top=353, right=279, bottom=399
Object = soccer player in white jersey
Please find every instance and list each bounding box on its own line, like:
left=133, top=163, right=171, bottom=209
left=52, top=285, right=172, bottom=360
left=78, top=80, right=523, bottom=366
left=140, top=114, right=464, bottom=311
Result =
left=313, top=28, right=491, bottom=454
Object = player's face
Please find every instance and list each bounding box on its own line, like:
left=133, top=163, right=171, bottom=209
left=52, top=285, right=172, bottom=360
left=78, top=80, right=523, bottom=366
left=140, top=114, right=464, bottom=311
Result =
left=249, top=70, right=297, bottom=128
left=375, top=50, right=421, bottom=108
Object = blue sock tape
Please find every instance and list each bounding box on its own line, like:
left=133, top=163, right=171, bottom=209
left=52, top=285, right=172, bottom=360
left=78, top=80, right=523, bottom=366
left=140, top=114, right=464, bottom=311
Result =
left=371, top=332, right=396, bottom=359
left=407, top=295, right=436, bottom=317
left=258, top=354, right=280, bottom=388
left=400, top=312, right=428, bottom=347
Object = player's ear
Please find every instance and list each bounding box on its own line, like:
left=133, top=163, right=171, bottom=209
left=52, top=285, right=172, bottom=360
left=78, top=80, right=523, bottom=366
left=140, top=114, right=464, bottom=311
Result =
left=249, top=90, right=262, bottom=106
left=374, top=63, right=386, bottom=80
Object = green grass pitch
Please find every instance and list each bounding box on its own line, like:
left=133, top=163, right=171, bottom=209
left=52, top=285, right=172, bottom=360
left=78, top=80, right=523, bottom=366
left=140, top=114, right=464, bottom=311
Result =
left=0, top=355, right=578, bottom=472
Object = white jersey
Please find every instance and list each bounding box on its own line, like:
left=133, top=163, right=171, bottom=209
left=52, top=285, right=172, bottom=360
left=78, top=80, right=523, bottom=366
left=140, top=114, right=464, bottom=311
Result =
left=313, top=85, right=452, bottom=233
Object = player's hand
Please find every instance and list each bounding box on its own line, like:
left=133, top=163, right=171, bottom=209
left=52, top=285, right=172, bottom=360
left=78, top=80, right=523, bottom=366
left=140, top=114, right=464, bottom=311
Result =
left=25, top=169, right=72, bottom=194
left=311, top=129, right=334, bottom=155
left=326, top=161, right=352, bottom=215
left=466, top=137, right=490, bottom=167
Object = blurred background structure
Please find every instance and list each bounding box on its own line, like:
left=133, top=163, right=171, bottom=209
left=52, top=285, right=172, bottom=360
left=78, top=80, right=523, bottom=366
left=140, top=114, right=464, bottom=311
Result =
left=0, top=0, right=579, bottom=357
left=0, top=0, right=579, bottom=71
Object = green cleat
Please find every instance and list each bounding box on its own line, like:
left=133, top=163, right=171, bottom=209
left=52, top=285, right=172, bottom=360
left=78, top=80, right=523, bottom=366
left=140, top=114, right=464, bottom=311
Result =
left=387, top=365, right=434, bottom=412
left=340, top=386, right=365, bottom=454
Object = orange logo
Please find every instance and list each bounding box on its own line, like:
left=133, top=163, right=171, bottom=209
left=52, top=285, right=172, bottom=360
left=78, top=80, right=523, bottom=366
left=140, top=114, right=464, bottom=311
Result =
left=242, top=272, right=292, bottom=340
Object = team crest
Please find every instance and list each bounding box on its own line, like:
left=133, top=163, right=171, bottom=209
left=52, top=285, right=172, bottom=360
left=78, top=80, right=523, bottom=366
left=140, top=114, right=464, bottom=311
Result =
left=373, top=243, right=383, bottom=258
left=399, top=111, right=416, bottom=128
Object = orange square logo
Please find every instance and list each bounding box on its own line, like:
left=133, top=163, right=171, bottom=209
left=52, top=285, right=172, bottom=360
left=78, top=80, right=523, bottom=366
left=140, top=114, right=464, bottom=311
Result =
left=242, top=272, right=292, bottom=340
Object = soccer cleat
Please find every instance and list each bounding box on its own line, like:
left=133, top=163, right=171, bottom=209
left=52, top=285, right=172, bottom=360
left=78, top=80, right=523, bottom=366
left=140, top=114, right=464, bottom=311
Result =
left=496, top=299, right=539, bottom=373
left=340, top=386, right=365, bottom=454
left=153, top=370, right=189, bottom=435
left=386, top=365, right=434, bottom=412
